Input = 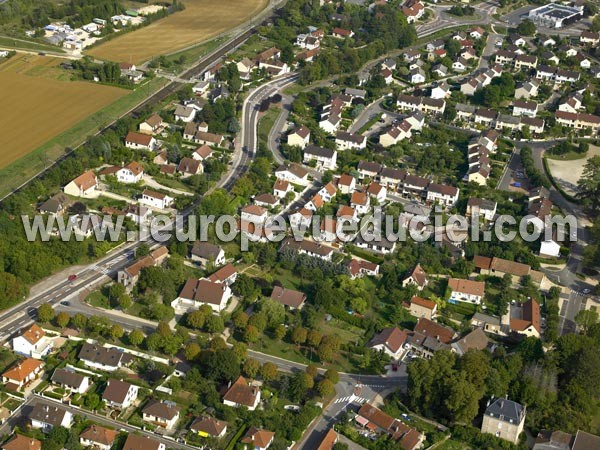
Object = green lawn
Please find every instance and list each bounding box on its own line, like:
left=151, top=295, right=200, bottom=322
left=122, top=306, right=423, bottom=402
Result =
left=160, top=36, right=229, bottom=71
left=258, top=107, right=281, bottom=149
left=0, top=36, right=65, bottom=53
left=434, top=439, right=471, bottom=450
left=545, top=151, right=587, bottom=161
left=0, top=76, right=169, bottom=198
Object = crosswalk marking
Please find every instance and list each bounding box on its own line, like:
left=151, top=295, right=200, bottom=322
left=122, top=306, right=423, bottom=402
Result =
left=334, top=396, right=367, bottom=404
left=91, top=265, right=109, bottom=275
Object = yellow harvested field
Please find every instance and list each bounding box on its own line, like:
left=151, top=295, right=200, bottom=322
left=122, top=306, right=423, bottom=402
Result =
left=87, top=0, right=269, bottom=64
left=0, top=55, right=126, bottom=168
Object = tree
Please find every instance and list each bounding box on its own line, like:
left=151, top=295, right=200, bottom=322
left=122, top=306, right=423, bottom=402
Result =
left=578, top=156, right=600, bottom=211
left=118, top=294, right=131, bottom=310
left=232, top=341, right=247, bottom=360
left=517, top=19, right=536, bottom=36
left=244, top=358, right=260, bottom=378
left=129, top=329, right=144, bottom=346
left=274, top=324, right=287, bottom=341
left=84, top=392, right=101, bottom=410
left=261, top=362, right=278, bottom=382
left=184, top=342, right=201, bottom=361
left=157, top=321, right=172, bottom=337
left=203, top=348, right=240, bottom=382
left=109, top=324, right=124, bottom=340
left=71, top=313, right=87, bottom=330
left=55, top=312, right=70, bottom=328
left=575, top=309, right=599, bottom=333
left=291, top=326, right=308, bottom=346
left=306, top=364, right=319, bottom=379
left=316, top=378, right=335, bottom=397
left=232, top=310, right=249, bottom=329
left=188, top=307, right=211, bottom=329
left=38, top=303, right=54, bottom=323
left=136, top=243, right=151, bottom=257
left=324, top=369, right=339, bottom=384
left=244, top=324, right=260, bottom=343
left=205, top=315, right=225, bottom=334
left=307, top=329, right=323, bottom=348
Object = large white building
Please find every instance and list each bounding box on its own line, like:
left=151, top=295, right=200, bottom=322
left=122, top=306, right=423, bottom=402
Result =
left=528, top=3, right=583, bottom=29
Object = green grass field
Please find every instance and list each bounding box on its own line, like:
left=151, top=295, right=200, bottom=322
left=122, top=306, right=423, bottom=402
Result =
left=0, top=36, right=65, bottom=53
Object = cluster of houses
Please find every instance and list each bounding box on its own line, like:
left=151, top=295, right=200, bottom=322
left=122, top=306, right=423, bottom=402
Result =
left=1, top=322, right=282, bottom=448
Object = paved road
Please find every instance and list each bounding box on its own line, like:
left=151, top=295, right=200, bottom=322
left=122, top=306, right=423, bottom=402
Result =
left=0, top=395, right=195, bottom=450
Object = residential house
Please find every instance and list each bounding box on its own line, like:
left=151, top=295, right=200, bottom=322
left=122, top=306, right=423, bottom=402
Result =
left=347, top=258, right=380, bottom=279
left=78, top=343, right=132, bottom=372
left=304, top=145, right=337, bottom=170
left=275, top=163, right=309, bottom=186
left=177, top=157, right=203, bottom=177
left=190, top=417, right=228, bottom=439
left=191, top=241, right=225, bottom=266
left=63, top=170, right=98, bottom=197
left=279, top=238, right=334, bottom=261
left=452, top=328, right=490, bottom=356
left=471, top=312, right=503, bottom=335
left=2, top=358, right=44, bottom=389
left=402, top=0, right=425, bottom=23
left=514, top=54, right=538, bottom=70
left=337, top=174, right=356, bottom=195
left=273, top=179, right=292, bottom=198
left=12, top=324, right=52, bottom=358
left=140, top=189, right=173, bottom=210
left=142, top=400, right=180, bottom=430
left=29, top=404, right=72, bottom=432
left=510, top=299, right=541, bottom=338
left=580, top=30, right=600, bottom=46
left=452, top=57, right=468, bottom=72
left=481, top=398, right=526, bottom=444
left=2, top=435, right=41, bottom=450
left=368, top=327, right=409, bottom=359
left=254, top=193, right=279, bottom=209
left=172, top=278, right=232, bottom=313
left=431, top=81, right=450, bottom=100
left=427, top=183, right=459, bottom=207
left=331, top=27, right=354, bottom=39
left=241, top=204, right=268, bottom=224
left=351, top=191, right=370, bottom=215
left=223, top=376, right=261, bottom=411
left=79, top=426, right=118, bottom=450
left=410, top=68, right=426, bottom=84
left=174, top=105, right=196, bottom=123
left=357, top=160, right=382, bottom=180
left=466, top=198, right=497, bottom=221
left=192, top=145, right=213, bottom=162
left=117, top=246, right=168, bottom=291
left=515, top=80, right=539, bottom=99
left=402, top=264, right=429, bottom=291
left=431, top=63, right=448, bottom=77
left=125, top=132, right=156, bottom=150
left=193, top=131, right=224, bottom=147
left=287, top=126, right=311, bottom=148
left=139, top=114, right=163, bottom=135
left=207, top=263, right=238, bottom=286
left=50, top=368, right=89, bottom=394
left=38, top=193, right=70, bottom=216
left=335, top=131, right=366, bottom=150
left=103, top=379, right=138, bottom=409
left=356, top=403, right=424, bottom=450
left=270, top=286, right=306, bottom=310
left=121, top=434, right=164, bottom=450
left=448, top=278, right=485, bottom=305
left=555, top=111, right=600, bottom=133
left=410, top=296, right=437, bottom=320
left=513, top=100, right=538, bottom=117
left=241, top=427, right=275, bottom=450
left=236, top=58, right=256, bottom=80
left=366, top=181, right=386, bottom=203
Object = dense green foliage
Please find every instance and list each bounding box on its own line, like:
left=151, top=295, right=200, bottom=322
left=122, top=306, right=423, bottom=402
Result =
left=407, top=326, right=600, bottom=434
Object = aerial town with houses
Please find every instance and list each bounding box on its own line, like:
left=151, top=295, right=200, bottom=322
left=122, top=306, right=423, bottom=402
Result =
left=1, top=0, right=600, bottom=449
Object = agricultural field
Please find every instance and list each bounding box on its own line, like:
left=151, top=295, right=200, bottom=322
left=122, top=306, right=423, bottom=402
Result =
left=0, top=54, right=127, bottom=169
left=87, top=0, right=269, bottom=64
